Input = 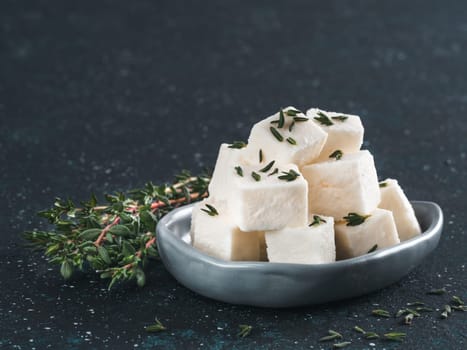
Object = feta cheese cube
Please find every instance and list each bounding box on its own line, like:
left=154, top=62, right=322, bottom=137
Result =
left=245, top=107, right=328, bottom=167
left=301, top=150, right=381, bottom=219
left=335, top=208, right=400, bottom=259
left=265, top=214, right=335, bottom=264
left=230, top=163, right=308, bottom=231
left=307, top=108, right=364, bottom=161
left=379, top=178, right=421, bottom=241
left=191, top=200, right=260, bottom=261
left=208, top=143, right=251, bottom=203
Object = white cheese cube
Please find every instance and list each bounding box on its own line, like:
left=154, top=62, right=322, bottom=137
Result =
left=301, top=150, right=380, bottom=219
left=245, top=107, right=328, bottom=167
left=379, top=178, right=421, bottom=241
left=208, top=143, right=251, bottom=203
left=335, top=208, right=400, bottom=259
left=307, top=108, right=364, bottom=161
left=230, top=163, right=308, bottom=231
left=191, top=200, right=260, bottom=261
left=265, top=214, right=335, bottom=264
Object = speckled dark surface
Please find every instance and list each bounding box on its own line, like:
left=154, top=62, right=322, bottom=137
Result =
left=1, top=1, right=466, bottom=349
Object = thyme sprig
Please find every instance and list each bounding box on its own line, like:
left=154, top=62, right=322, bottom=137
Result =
left=145, top=318, right=167, bottom=333
left=309, top=215, right=327, bottom=227
left=24, top=171, right=210, bottom=289
left=314, top=111, right=333, bottom=126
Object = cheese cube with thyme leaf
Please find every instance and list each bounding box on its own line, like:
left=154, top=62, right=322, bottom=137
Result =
left=230, top=163, right=308, bottom=231
left=334, top=208, right=400, bottom=259
left=307, top=108, right=364, bottom=161
left=301, top=150, right=380, bottom=219
left=379, top=178, right=421, bottom=241
left=245, top=107, right=328, bottom=167
left=265, top=214, right=335, bottom=264
left=208, top=143, right=251, bottom=203
left=190, top=199, right=260, bottom=261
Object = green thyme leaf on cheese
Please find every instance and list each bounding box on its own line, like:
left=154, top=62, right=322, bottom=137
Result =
left=286, top=137, right=297, bottom=145
left=228, top=141, right=247, bottom=149
left=344, top=213, right=371, bottom=226
left=314, top=111, right=334, bottom=126
left=268, top=168, right=279, bottom=176
left=329, top=150, right=343, bottom=160
left=278, top=169, right=300, bottom=182
left=278, top=110, right=285, bottom=128
left=201, top=204, right=219, bottom=216
left=285, top=108, right=302, bottom=117
left=379, top=181, right=388, bottom=188
left=309, top=215, right=327, bottom=227
left=270, top=126, right=284, bottom=142
left=251, top=171, right=261, bottom=182
left=259, top=160, right=275, bottom=173
left=259, top=149, right=263, bottom=163
left=288, top=121, right=295, bottom=132
left=367, top=244, right=378, bottom=253
left=331, top=115, right=348, bottom=122
left=293, top=116, right=309, bottom=122
left=235, top=166, right=243, bottom=177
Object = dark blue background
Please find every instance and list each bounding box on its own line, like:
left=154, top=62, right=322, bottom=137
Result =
left=1, top=1, right=466, bottom=349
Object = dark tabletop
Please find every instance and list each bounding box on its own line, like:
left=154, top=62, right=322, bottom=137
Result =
left=1, top=1, right=466, bottom=349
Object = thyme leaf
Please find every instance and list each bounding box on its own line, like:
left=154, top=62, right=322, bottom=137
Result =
left=251, top=171, right=261, bottom=182
left=314, top=111, right=334, bottom=126
left=235, top=166, right=243, bottom=177
left=343, top=213, right=371, bottom=226
left=329, top=150, right=343, bottom=160
left=228, top=141, right=247, bottom=149
left=270, top=126, right=284, bottom=142
left=259, top=160, right=275, bottom=173
left=278, top=169, right=300, bottom=182
left=309, top=215, right=327, bottom=227
left=237, top=324, right=252, bottom=338
left=201, top=204, right=219, bottom=216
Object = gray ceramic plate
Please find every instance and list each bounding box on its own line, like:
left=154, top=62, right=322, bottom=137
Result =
left=156, top=201, right=443, bottom=308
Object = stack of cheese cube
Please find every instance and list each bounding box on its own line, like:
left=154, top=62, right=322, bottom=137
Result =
left=190, top=107, right=421, bottom=264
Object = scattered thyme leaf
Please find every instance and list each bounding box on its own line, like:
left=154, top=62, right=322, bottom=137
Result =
left=286, top=137, right=297, bottom=145
left=268, top=168, right=279, bottom=176
left=314, top=111, right=334, bottom=126
left=333, top=341, right=351, bottom=348
left=251, top=171, right=261, bottom=182
left=259, top=160, right=275, bottom=173
left=353, top=326, right=365, bottom=334
left=329, top=150, right=343, bottom=160
left=372, top=309, right=391, bottom=318
left=278, top=110, right=285, bottom=128
left=367, top=244, right=378, bottom=253
left=285, top=108, right=302, bottom=117
left=379, top=181, right=388, bottom=188
left=407, top=301, right=425, bottom=306
left=259, top=149, right=264, bottom=163
left=289, top=121, right=295, bottom=132
left=319, top=330, right=343, bottom=342
left=309, top=215, right=327, bottom=227
left=293, top=116, right=309, bottom=122
left=228, top=141, right=247, bottom=149
left=343, top=213, right=371, bottom=226
left=270, top=126, right=284, bottom=142
left=145, top=319, right=166, bottom=333
left=237, top=324, right=252, bottom=338
left=278, top=169, right=300, bottom=182
left=364, top=332, right=379, bottom=339
left=201, top=204, right=219, bottom=216
left=427, top=288, right=446, bottom=295
left=383, top=332, right=406, bottom=342
left=235, top=166, right=243, bottom=177
left=331, top=115, right=348, bottom=122
left=452, top=296, right=465, bottom=305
